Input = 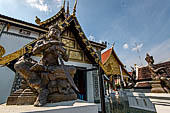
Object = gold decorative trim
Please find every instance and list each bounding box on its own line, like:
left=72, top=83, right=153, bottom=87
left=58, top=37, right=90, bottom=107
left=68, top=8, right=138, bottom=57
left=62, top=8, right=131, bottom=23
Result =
left=79, top=32, right=83, bottom=37
left=86, top=45, right=92, bottom=50
left=0, top=45, right=5, bottom=57
left=75, top=25, right=80, bottom=29
left=0, top=47, right=26, bottom=65
left=91, top=52, right=95, bottom=56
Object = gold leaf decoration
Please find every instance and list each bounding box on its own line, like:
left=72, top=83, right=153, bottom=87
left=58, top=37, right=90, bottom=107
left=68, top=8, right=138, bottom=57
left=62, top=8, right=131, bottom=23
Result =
left=0, top=45, right=5, bottom=57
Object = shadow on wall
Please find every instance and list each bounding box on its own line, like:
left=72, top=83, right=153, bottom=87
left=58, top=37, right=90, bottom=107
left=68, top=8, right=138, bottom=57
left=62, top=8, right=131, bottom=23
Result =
left=0, top=67, right=15, bottom=104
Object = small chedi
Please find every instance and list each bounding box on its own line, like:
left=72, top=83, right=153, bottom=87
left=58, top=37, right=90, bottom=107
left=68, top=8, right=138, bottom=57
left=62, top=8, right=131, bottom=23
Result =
left=145, top=53, right=170, bottom=93
left=7, top=24, right=78, bottom=107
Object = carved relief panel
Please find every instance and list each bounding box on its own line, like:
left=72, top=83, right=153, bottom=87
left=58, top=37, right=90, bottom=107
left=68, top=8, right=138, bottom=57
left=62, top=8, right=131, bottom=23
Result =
left=69, top=50, right=83, bottom=61
left=61, top=29, right=92, bottom=64
left=62, top=38, right=75, bottom=48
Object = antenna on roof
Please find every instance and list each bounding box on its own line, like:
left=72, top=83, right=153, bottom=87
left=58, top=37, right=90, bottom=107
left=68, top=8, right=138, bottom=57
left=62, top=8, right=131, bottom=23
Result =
left=73, top=0, right=77, bottom=16
left=135, top=42, right=143, bottom=66
left=62, top=0, right=66, bottom=9
left=66, top=0, right=70, bottom=18
left=112, top=42, right=115, bottom=48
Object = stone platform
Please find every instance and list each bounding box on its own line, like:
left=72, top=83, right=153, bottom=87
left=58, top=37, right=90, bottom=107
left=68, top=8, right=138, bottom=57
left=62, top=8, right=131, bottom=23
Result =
left=7, top=89, right=77, bottom=105
left=0, top=100, right=98, bottom=113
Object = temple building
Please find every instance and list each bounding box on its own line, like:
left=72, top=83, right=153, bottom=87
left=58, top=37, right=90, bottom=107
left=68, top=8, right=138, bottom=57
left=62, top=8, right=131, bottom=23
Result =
left=0, top=1, right=108, bottom=104
left=101, top=46, right=130, bottom=89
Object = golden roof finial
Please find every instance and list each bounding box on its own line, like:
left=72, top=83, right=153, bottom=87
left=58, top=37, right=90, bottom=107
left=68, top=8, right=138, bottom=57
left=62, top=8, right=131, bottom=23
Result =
left=66, top=0, right=70, bottom=17
left=112, top=42, right=115, bottom=48
left=62, top=0, right=66, bottom=9
left=73, top=0, right=77, bottom=16
left=35, top=16, right=41, bottom=24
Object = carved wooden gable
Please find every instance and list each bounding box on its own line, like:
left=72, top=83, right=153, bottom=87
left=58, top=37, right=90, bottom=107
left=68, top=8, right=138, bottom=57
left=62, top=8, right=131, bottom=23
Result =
left=102, top=47, right=129, bottom=76
left=61, top=28, right=90, bottom=64
left=105, top=54, right=127, bottom=76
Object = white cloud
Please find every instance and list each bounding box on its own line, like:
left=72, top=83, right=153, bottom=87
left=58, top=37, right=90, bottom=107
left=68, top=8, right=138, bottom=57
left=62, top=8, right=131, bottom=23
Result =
left=26, top=0, right=49, bottom=12
left=88, top=35, right=95, bottom=41
left=132, top=43, right=143, bottom=52
left=123, top=43, right=128, bottom=49
left=53, top=0, right=62, bottom=8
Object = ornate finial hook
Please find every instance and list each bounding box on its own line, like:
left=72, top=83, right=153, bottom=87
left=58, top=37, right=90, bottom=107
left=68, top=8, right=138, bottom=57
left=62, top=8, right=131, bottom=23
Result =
left=66, top=0, right=70, bottom=17
left=112, top=42, right=115, bottom=48
left=35, top=16, right=41, bottom=24
left=73, top=0, right=77, bottom=16
left=62, top=0, right=66, bottom=9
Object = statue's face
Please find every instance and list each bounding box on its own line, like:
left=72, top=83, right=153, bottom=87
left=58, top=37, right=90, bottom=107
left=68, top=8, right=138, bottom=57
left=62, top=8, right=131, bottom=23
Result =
left=48, top=27, right=60, bottom=40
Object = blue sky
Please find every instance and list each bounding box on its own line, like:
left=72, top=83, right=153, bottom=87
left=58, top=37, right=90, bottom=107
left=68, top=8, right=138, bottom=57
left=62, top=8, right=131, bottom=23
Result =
left=0, top=0, right=170, bottom=70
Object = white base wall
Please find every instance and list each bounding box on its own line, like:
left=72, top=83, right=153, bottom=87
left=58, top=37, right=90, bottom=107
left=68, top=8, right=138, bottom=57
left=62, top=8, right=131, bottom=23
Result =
left=0, top=101, right=98, bottom=113
left=0, top=67, right=15, bottom=104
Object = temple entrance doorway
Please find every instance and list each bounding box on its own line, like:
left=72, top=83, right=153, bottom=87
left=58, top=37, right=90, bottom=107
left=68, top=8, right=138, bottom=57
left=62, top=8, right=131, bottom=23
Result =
left=74, top=67, right=87, bottom=101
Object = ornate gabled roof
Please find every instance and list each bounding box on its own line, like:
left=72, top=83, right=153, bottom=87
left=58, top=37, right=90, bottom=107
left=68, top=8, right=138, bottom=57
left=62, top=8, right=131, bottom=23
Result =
left=38, top=8, right=66, bottom=27
left=101, top=46, right=130, bottom=76
left=57, top=15, right=110, bottom=75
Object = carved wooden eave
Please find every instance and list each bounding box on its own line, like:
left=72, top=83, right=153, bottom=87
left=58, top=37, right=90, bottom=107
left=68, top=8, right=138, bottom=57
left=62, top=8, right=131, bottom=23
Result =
left=38, top=8, right=66, bottom=28
left=101, top=46, right=130, bottom=77
left=0, top=14, right=47, bottom=33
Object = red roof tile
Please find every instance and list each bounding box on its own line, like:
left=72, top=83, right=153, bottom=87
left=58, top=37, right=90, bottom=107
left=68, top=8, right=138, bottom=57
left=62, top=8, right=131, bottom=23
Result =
left=138, top=61, right=170, bottom=80
left=101, top=48, right=112, bottom=64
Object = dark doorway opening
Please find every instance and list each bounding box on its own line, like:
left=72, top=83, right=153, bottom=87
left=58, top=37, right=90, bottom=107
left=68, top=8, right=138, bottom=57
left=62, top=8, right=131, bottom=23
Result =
left=74, top=67, right=87, bottom=101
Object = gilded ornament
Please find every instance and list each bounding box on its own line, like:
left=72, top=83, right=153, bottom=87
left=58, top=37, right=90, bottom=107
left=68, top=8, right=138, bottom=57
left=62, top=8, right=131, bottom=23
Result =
left=90, top=52, right=95, bottom=56
left=95, top=58, right=99, bottom=63
left=27, top=45, right=33, bottom=53
left=79, top=32, right=83, bottom=37
left=0, top=45, right=5, bottom=57
left=75, top=25, right=80, bottom=29
left=82, top=38, right=87, bottom=43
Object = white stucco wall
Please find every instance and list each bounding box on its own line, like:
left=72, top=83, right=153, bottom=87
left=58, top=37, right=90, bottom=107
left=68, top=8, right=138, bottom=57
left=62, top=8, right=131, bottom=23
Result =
left=0, top=25, right=40, bottom=104
left=5, top=26, right=40, bottom=38
left=0, top=67, right=15, bottom=104
left=0, top=33, right=33, bottom=56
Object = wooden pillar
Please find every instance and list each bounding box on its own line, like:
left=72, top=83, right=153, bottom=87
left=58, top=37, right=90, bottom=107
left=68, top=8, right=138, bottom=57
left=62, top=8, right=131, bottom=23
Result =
left=97, top=51, right=106, bottom=113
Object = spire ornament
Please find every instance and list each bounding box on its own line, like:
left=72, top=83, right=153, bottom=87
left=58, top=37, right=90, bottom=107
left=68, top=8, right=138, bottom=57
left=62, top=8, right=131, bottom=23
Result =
left=73, top=0, right=77, bottom=16
left=35, top=16, right=41, bottom=24
left=62, top=0, right=66, bottom=9
left=66, top=0, right=70, bottom=18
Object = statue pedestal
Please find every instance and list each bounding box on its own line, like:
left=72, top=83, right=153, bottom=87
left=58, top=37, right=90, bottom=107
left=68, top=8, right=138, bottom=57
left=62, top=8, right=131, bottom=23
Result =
left=150, top=81, right=169, bottom=93
left=7, top=88, right=77, bottom=105
left=0, top=100, right=98, bottom=113
left=135, top=80, right=169, bottom=93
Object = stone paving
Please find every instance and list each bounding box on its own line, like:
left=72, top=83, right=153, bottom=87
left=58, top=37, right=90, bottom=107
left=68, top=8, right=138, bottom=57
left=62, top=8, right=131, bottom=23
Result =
left=0, top=101, right=98, bottom=113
